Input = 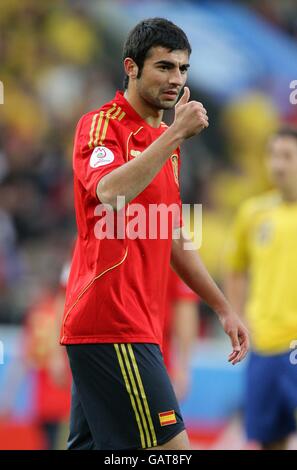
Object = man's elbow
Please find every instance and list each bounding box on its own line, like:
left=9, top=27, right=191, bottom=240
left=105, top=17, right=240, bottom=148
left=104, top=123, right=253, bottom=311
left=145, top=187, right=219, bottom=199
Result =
left=96, top=179, right=125, bottom=211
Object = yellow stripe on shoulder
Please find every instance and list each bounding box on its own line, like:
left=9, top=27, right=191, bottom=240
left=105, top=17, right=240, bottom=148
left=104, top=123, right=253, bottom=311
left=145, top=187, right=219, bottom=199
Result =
left=111, top=106, right=122, bottom=120
left=93, top=111, right=104, bottom=148
left=98, top=103, right=116, bottom=146
left=88, top=104, right=126, bottom=150
left=88, top=113, right=99, bottom=149
left=99, top=104, right=126, bottom=146
left=118, top=111, right=126, bottom=121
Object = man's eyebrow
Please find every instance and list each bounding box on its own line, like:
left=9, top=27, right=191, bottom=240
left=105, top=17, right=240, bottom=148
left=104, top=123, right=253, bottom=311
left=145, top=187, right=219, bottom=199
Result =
left=154, top=60, right=190, bottom=69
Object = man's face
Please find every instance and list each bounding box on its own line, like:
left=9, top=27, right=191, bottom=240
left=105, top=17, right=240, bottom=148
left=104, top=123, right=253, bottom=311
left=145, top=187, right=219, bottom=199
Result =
left=267, top=135, right=297, bottom=191
left=135, top=46, right=189, bottom=110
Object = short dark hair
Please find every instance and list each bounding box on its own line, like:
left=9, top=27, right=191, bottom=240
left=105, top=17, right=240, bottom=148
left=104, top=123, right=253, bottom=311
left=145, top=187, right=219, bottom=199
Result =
left=274, top=125, right=297, bottom=141
left=122, top=17, right=191, bottom=89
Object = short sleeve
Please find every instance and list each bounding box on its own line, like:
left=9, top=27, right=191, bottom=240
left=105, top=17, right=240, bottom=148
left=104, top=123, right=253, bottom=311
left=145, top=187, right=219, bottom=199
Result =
left=224, top=202, right=251, bottom=273
left=73, top=112, right=126, bottom=198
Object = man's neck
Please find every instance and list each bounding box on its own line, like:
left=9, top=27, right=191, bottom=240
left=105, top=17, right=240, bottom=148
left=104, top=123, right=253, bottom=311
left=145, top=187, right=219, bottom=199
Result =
left=124, top=89, right=164, bottom=128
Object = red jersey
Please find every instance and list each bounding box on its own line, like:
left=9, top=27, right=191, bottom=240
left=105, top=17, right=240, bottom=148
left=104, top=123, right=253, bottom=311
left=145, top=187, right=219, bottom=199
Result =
left=61, top=91, right=183, bottom=346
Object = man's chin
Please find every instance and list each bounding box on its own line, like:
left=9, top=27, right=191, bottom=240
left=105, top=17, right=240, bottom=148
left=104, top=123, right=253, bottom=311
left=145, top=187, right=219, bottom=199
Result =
left=159, top=99, right=177, bottom=110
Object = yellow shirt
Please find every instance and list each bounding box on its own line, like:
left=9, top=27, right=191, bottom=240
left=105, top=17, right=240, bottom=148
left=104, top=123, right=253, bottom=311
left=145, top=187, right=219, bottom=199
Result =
left=225, top=191, right=297, bottom=354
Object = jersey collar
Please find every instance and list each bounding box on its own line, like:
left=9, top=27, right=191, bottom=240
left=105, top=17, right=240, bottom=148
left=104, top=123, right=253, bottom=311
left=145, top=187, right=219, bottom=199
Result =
left=114, top=90, right=164, bottom=131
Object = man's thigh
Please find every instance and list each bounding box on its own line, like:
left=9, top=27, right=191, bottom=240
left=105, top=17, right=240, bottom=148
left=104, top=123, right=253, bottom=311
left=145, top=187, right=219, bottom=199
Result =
left=67, top=381, right=96, bottom=450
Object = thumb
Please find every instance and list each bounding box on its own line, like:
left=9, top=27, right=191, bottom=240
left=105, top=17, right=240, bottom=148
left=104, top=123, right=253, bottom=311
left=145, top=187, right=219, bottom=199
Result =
left=176, top=86, right=190, bottom=107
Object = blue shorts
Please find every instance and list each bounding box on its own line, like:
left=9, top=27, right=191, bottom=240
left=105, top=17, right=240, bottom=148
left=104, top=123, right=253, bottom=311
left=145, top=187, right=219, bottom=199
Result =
left=245, top=350, right=297, bottom=444
left=66, top=343, right=185, bottom=450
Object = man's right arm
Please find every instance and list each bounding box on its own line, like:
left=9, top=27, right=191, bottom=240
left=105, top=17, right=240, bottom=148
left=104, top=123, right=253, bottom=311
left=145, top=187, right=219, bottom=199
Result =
left=97, top=87, right=208, bottom=209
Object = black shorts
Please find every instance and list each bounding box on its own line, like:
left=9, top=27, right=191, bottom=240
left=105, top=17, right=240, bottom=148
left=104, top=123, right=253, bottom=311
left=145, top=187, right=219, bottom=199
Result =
left=66, top=343, right=185, bottom=450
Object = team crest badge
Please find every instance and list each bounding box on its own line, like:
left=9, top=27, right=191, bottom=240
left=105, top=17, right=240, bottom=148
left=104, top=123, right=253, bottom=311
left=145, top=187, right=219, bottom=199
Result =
left=90, top=146, right=114, bottom=168
left=171, top=154, right=179, bottom=186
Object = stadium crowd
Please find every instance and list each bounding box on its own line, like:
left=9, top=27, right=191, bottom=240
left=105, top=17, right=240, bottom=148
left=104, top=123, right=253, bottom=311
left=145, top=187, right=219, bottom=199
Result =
left=0, top=0, right=297, bottom=450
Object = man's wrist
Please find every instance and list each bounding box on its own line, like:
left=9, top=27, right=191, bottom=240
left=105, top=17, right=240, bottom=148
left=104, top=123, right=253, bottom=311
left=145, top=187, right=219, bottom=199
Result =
left=213, top=299, right=233, bottom=320
left=167, top=123, right=185, bottom=146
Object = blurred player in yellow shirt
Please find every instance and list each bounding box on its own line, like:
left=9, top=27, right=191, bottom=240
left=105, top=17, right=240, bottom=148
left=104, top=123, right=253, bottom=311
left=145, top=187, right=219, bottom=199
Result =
left=224, top=126, right=297, bottom=450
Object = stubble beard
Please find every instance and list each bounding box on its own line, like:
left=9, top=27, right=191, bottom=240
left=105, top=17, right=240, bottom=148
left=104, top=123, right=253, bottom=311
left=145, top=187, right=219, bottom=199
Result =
left=148, top=94, right=177, bottom=111
left=139, top=86, right=177, bottom=111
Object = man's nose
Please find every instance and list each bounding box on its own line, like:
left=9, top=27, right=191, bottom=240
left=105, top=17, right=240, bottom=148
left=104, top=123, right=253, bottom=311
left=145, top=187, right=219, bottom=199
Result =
left=168, top=69, right=184, bottom=86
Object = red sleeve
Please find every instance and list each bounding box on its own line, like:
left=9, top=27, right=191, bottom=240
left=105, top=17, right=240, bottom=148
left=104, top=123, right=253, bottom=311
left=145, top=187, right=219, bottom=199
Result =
left=73, top=112, right=126, bottom=198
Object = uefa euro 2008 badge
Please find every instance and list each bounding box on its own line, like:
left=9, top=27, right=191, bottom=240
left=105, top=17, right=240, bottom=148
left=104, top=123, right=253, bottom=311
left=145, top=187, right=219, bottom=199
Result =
left=90, top=146, right=115, bottom=168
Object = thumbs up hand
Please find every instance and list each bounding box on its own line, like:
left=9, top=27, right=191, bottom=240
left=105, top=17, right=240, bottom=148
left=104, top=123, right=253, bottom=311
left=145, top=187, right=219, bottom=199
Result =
left=175, top=86, right=190, bottom=107
left=173, top=86, right=209, bottom=139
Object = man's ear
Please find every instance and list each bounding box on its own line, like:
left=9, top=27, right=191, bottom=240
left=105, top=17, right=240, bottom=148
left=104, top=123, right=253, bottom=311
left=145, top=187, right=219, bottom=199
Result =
left=123, top=57, right=139, bottom=81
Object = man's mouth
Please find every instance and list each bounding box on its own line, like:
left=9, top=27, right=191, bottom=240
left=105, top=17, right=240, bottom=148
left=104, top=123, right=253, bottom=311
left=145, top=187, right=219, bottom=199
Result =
left=161, top=90, right=179, bottom=99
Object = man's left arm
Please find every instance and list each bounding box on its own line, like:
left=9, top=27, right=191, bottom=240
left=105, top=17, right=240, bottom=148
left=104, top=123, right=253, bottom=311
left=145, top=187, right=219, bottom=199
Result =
left=171, top=228, right=249, bottom=364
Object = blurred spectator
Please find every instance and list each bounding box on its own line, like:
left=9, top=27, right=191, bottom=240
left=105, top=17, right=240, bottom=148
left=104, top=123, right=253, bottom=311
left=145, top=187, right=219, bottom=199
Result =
left=24, top=290, right=71, bottom=449
left=0, top=1, right=108, bottom=325
left=0, top=288, right=71, bottom=449
left=224, top=126, right=297, bottom=450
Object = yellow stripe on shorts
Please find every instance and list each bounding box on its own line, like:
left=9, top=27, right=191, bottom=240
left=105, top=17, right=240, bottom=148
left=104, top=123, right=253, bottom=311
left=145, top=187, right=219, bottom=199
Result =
left=114, top=343, right=146, bottom=449
left=120, top=344, right=152, bottom=448
left=127, top=344, right=157, bottom=447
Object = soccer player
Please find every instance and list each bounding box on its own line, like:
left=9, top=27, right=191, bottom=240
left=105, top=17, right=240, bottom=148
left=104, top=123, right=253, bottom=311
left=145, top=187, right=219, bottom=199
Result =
left=61, top=18, right=249, bottom=450
left=224, top=126, right=297, bottom=450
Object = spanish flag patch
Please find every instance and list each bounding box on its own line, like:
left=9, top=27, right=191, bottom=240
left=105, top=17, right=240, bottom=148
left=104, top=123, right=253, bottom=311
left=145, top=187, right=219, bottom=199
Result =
left=158, top=410, right=177, bottom=427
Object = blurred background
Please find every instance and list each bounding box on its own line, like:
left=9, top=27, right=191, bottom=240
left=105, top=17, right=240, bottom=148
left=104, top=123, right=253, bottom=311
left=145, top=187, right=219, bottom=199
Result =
left=0, top=0, right=297, bottom=449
